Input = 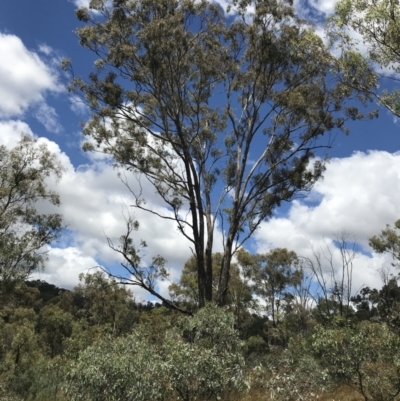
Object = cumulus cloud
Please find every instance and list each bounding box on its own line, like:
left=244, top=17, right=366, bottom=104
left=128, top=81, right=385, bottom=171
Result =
left=70, top=0, right=112, bottom=12
left=306, top=0, right=338, bottom=17
left=0, top=120, right=192, bottom=291
left=55, top=163, right=193, bottom=267
left=0, top=120, right=34, bottom=147
left=31, top=246, right=101, bottom=290
left=33, top=149, right=194, bottom=289
left=254, top=151, right=400, bottom=292
left=44, top=159, right=194, bottom=290
left=0, top=34, right=62, bottom=119
left=3, top=119, right=399, bottom=297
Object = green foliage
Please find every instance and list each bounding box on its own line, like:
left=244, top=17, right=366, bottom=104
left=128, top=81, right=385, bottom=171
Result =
left=72, top=271, right=139, bottom=334
left=63, top=319, right=109, bottom=360
left=68, top=304, right=246, bottom=401
left=369, top=219, right=400, bottom=263
left=312, top=297, right=355, bottom=326
left=0, top=136, right=64, bottom=296
left=164, top=304, right=246, bottom=401
left=263, top=355, right=330, bottom=401
left=67, top=331, right=166, bottom=401
left=237, top=248, right=302, bottom=331
left=38, top=304, right=73, bottom=357
left=330, top=0, right=400, bottom=117
left=312, top=319, right=400, bottom=401
left=352, top=279, right=400, bottom=330
left=0, top=307, right=45, bottom=399
left=250, top=336, right=330, bottom=401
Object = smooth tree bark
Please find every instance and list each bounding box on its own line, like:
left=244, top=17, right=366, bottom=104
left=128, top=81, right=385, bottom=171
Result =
left=66, top=0, right=376, bottom=308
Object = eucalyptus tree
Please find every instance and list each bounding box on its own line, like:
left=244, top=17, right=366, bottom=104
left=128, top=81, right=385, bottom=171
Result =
left=312, top=319, right=400, bottom=401
left=0, top=136, right=64, bottom=295
left=369, top=219, right=400, bottom=263
left=67, top=0, right=375, bottom=307
left=330, top=0, right=400, bottom=117
left=249, top=248, right=302, bottom=327
left=67, top=304, right=246, bottom=401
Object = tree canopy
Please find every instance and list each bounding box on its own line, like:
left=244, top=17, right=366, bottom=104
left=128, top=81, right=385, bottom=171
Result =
left=65, top=0, right=375, bottom=308
left=329, top=0, right=400, bottom=117
left=0, top=136, right=64, bottom=297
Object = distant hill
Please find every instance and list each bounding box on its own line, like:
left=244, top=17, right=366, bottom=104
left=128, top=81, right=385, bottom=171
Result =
left=26, top=280, right=68, bottom=304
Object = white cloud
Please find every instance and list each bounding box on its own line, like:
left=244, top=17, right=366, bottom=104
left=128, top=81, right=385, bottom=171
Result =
left=4, top=120, right=399, bottom=299
left=35, top=103, right=63, bottom=133
left=69, top=95, right=90, bottom=116
left=70, top=0, right=91, bottom=8
left=31, top=246, right=101, bottom=290
left=70, top=0, right=112, bottom=12
left=56, top=163, right=193, bottom=266
left=307, top=0, right=338, bottom=17
left=38, top=44, right=53, bottom=56
left=0, top=120, right=34, bottom=148
left=26, top=141, right=194, bottom=289
left=0, top=34, right=62, bottom=119
left=254, top=150, right=400, bottom=292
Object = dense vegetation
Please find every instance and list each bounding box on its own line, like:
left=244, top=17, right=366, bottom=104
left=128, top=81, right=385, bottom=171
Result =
left=3, top=0, right=400, bottom=400
left=2, top=236, right=400, bottom=401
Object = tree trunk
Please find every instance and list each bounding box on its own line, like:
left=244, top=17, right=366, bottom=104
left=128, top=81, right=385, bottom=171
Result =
left=204, top=218, right=214, bottom=302
left=217, top=232, right=234, bottom=306
left=197, top=248, right=206, bottom=308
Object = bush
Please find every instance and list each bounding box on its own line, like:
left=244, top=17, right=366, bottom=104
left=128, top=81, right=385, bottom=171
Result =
left=67, top=303, right=247, bottom=401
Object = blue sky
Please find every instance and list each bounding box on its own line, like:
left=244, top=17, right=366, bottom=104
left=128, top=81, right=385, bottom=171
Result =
left=1, top=0, right=399, bottom=299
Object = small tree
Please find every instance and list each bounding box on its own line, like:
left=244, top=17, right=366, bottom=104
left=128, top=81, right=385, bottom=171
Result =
left=67, top=331, right=166, bottom=401
left=72, top=271, right=138, bottom=333
left=312, top=319, right=400, bottom=401
left=0, top=136, right=64, bottom=297
left=250, top=248, right=302, bottom=328
left=303, top=233, right=358, bottom=324
left=164, top=304, right=246, bottom=401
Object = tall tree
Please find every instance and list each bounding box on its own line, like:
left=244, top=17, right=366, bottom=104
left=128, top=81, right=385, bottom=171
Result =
left=0, top=136, right=64, bottom=296
left=67, top=0, right=374, bottom=307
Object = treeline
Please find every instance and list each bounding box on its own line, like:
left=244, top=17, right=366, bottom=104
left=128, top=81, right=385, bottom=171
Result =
left=2, top=239, right=400, bottom=401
